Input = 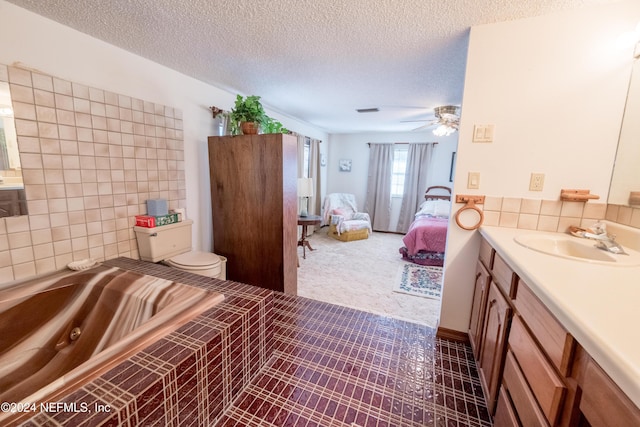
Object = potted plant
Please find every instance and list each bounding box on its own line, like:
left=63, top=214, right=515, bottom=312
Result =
left=262, top=116, right=289, bottom=134
left=229, top=95, right=266, bottom=135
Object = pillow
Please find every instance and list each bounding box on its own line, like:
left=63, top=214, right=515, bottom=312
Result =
left=433, top=200, right=451, bottom=217
left=332, top=208, right=353, bottom=220
left=416, top=200, right=437, bottom=217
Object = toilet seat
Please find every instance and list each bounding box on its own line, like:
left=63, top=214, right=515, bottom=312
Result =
left=164, top=251, right=226, bottom=279
left=165, top=250, right=222, bottom=271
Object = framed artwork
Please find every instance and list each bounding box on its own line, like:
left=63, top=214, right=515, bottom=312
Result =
left=449, top=152, right=456, bottom=182
left=339, top=159, right=352, bottom=172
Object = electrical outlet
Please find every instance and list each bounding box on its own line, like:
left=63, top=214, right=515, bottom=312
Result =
left=529, top=173, right=545, bottom=191
left=468, top=172, right=480, bottom=189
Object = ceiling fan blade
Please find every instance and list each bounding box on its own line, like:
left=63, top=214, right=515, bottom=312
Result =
left=381, top=105, right=431, bottom=110
left=412, top=123, right=433, bottom=131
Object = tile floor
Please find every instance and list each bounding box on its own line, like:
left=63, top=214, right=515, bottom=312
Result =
left=214, top=294, right=492, bottom=427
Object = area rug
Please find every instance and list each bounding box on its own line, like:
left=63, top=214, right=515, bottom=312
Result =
left=393, top=263, right=443, bottom=300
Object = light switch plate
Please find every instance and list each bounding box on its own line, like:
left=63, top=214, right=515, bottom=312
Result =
left=468, top=172, right=480, bottom=189
left=473, top=125, right=495, bottom=142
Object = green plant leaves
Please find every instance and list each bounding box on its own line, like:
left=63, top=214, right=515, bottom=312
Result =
left=229, top=95, right=288, bottom=134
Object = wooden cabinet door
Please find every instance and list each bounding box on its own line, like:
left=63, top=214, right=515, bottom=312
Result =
left=579, top=356, right=640, bottom=427
left=478, top=281, right=512, bottom=413
left=208, top=134, right=298, bottom=294
left=469, top=260, right=491, bottom=360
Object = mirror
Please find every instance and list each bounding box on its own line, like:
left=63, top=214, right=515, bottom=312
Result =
left=608, top=57, right=640, bottom=206
left=0, top=81, right=27, bottom=217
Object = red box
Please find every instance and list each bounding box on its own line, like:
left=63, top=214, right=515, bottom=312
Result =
left=135, top=213, right=179, bottom=228
left=135, top=215, right=156, bottom=227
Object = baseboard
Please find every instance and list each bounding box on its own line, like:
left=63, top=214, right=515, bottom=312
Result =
left=437, top=327, right=470, bottom=343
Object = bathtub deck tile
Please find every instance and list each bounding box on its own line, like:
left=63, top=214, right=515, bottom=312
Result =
left=20, top=258, right=273, bottom=427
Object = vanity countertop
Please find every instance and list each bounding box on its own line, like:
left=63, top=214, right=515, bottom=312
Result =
left=479, top=225, right=640, bottom=408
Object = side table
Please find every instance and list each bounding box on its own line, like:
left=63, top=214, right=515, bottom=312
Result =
left=297, top=215, right=322, bottom=259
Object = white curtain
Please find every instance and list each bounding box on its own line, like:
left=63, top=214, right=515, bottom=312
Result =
left=364, top=143, right=394, bottom=231
left=397, top=143, right=435, bottom=233
left=296, top=134, right=306, bottom=217
left=297, top=135, right=322, bottom=233
left=309, top=138, right=321, bottom=217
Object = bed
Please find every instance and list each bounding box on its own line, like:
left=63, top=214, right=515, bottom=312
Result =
left=399, top=186, right=451, bottom=266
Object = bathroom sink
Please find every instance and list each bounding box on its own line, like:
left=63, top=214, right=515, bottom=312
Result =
left=514, top=233, right=640, bottom=266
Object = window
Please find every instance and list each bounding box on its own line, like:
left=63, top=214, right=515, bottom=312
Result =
left=391, top=146, right=408, bottom=197
left=303, top=137, right=311, bottom=178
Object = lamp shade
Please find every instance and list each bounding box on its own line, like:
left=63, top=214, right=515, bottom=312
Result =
left=297, top=178, right=314, bottom=198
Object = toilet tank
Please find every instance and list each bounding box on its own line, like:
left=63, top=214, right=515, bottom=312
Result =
left=134, top=219, right=193, bottom=262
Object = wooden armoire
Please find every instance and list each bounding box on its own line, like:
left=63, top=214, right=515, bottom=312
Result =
left=207, top=134, right=298, bottom=294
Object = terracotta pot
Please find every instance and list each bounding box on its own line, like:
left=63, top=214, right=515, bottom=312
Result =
left=241, top=121, right=259, bottom=135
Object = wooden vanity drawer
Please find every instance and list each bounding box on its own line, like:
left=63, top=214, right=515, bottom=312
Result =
left=479, top=238, right=494, bottom=269
left=580, top=357, right=640, bottom=427
left=494, top=386, right=520, bottom=427
left=509, top=315, right=565, bottom=425
left=493, top=387, right=520, bottom=427
left=503, top=349, right=549, bottom=427
left=492, top=253, right=516, bottom=298
left=514, top=280, right=574, bottom=376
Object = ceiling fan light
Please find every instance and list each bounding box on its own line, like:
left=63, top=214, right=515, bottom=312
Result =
left=433, top=124, right=456, bottom=137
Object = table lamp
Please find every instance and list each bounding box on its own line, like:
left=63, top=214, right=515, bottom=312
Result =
left=297, top=178, right=314, bottom=217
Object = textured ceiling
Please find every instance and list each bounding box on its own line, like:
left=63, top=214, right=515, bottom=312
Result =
left=7, top=0, right=620, bottom=133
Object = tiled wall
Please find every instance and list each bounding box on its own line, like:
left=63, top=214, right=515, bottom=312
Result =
left=605, top=204, right=640, bottom=229
left=0, top=64, right=185, bottom=283
left=474, top=197, right=640, bottom=232
left=477, top=196, right=609, bottom=232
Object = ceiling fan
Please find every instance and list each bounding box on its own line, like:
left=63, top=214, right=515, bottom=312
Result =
left=402, top=105, right=461, bottom=135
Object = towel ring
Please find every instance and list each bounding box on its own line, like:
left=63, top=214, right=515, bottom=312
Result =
left=454, top=196, right=485, bottom=231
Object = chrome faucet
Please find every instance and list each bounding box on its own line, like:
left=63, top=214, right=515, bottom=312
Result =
left=594, top=234, right=628, bottom=255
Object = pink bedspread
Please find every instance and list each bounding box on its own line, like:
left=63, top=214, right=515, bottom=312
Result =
left=402, top=216, right=449, bottom=255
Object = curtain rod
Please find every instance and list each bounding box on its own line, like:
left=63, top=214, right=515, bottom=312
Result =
left=289, top=131, right=322, bottom=143
left=367, top=142, right=438, bottom=146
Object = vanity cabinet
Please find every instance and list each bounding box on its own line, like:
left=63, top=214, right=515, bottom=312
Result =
left=574, top=347, right=640, bottom=427
left=474, top=236, right=639, bottom=427
left=477, top=280, right=512, bottom=413
left=470, top=237, right=514, bottom=413
left=502, top=315, right=566, bottom=425
left=513, top=281, right=574, bottom=377
left=469, top=260, right=490, bottom=359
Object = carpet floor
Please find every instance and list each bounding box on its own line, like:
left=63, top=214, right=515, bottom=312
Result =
left=296, top=227, right=442, bottom=328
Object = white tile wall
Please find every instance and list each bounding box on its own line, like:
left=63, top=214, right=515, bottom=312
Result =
left=0, top=64, right=185, bottom=283
left=459, top=196, right=640, bottom=233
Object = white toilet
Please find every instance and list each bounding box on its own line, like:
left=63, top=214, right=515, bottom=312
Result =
left=134, top=219, right=226, bottom=279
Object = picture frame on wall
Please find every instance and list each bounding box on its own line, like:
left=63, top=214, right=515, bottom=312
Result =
left=339, top=159, right=352, bottom=172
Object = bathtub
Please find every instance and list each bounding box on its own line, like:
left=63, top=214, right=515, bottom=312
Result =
left=0, top=265, right=224, bottom=424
